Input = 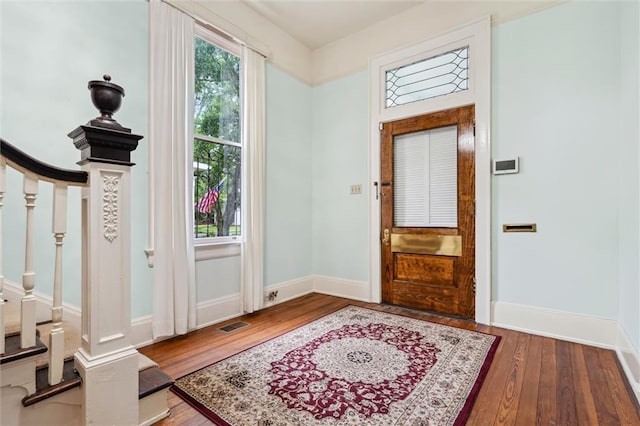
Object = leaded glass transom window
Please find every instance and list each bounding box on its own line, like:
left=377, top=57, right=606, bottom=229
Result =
left=385, top=46, right=469, bottom=108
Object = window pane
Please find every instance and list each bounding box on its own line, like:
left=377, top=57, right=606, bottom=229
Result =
left=194, top=139, right=241, bottom=238
left=394, top=126, right=457, bottom=228
left=194, top=37, right=240, bottom=143
left=386, top=46, right=468, bottom=108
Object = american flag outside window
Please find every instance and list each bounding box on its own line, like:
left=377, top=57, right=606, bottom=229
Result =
left=195, top=179, right=225, bottom=214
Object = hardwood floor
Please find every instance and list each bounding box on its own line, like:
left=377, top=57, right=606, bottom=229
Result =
left=139, top=293, right=640, bottom=425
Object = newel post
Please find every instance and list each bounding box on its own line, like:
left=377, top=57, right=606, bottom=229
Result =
left=68, top=75, right=143, bottom=425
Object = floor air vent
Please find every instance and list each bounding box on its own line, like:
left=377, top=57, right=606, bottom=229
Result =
left=219, top=321, right=249, bottom=333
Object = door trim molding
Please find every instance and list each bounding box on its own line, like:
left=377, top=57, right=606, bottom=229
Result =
left=368, top=17, right=491, bottom=324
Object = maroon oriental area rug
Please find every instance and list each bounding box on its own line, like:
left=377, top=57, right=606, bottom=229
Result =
left=171, top=306, right=500, bottom=425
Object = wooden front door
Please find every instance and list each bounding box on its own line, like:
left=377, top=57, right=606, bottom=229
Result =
left=381, top=105, right=475, bottom=318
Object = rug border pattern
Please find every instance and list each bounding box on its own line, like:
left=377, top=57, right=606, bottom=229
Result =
left=170, top=305, right=501, bottom=425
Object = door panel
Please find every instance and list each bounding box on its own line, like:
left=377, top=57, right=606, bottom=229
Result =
left=394, top=254, right=454, bottom=286
left=381, top=105, right=475, bottom=318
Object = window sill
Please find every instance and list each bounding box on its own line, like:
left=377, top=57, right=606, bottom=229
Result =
left=143, top=242, right=240, bottom=267
left=195, top=242, right=241, bottom=261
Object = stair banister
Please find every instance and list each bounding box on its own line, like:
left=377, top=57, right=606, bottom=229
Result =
left=69, top=75, right=143, bottom=425
left=0, top=140, right=89, bottom=185
left=1, top=74, right=144, bottom=422
left=0, top=138, right=89, bottom=388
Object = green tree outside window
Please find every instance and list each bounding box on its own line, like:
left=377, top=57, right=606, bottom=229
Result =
left=193, top=37, right=241, bottom=239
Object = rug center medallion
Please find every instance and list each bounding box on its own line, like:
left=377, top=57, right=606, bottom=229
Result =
left=268, top=323, right=440, bottom=420
left=311, top=337, right=411, bottom=383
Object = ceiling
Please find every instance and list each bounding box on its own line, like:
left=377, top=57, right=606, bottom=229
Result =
left=241, top=0, right=424, bottom=50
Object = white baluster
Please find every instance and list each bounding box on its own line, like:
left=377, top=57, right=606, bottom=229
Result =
left=21, top=173, right=38, bottom=349
left=0, top=158, right=6, bottom=354
left=48, top=183, right=67, bottom=385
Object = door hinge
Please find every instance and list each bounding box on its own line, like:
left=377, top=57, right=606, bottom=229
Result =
left=473, top=122, right=476, bottom=137
left=473, top=277, right=477, bottom=293
left=379, top=122, right=383, bottom=131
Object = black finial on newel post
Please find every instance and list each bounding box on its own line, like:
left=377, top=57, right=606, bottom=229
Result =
left=68, top=74, right=143, bottom=166
left=88, top=74, right=126, bottom=130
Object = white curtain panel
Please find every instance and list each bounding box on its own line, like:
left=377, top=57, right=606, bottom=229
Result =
left=149, top=0, right=197, bottom=338
left=241, top=46, right=266, bottom=313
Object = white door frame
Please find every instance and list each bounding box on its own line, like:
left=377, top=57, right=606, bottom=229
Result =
left=368, top=17, right=491, bottom=324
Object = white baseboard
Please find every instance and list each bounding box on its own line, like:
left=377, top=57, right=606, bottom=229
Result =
left=3, top=279, right=81, bottom=330
left=262, top=277, right=314, bottom=308
left=131, top=293, right=243, bottom=347
left=261, top=275, right=370, bottom=309
left=616, top=324, right=640, bottom=404
left=10, top=268, right=636, bottom=406
left=195, top=293, right=243, bottom=329
left=312, top=275, right=370, bottom=302
left=131, top=315, right=154, bottom=348
left=10, top=270, right=637, bottom=407
left=491, top=301, right=618, bottom=349
left=492, top=301, right=640, bottom=404
left=3, top=279, right=242, bottom=348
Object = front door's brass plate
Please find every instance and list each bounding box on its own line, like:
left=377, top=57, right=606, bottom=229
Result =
left=391, top=234, right=462, bottom=256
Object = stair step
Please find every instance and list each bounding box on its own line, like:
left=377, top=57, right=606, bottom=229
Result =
left=3, top=299, right=81, bottom=366
left=34, top=321, right=80, bottom=368
left=139, top=366, right=173, bottom=399
left=4, top=301, right=171, bottom=415
left=0, top=334, right=47, bottom=364
left=14, top=352, right=170, bottom=407
left=22, top=358, right=82, bottom=407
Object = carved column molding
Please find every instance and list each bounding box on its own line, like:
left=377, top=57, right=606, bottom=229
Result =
left=102, top=173, right=120, bottom=242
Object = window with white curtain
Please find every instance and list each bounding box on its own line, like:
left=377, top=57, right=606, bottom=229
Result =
left=393, top=125, right=458, bottom=228
left=193, top=26, right=242, bottom=244
left=148, top=0, right=265, bottom=323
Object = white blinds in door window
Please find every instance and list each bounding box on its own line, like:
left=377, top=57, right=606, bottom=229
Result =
left=394, top=125, right=457, bottom=228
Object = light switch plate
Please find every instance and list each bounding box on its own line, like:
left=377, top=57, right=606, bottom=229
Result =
left=350, top=184, right=362, bottom=194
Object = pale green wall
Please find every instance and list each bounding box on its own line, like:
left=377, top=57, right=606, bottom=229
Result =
left=196, top=64, right=314, bottom=299
left=617, top=0, right=640, bottom=349
left=0, top=0, right=151, bottom=317
left=265, top=65, right=313, bottom=285
left=311, top=72, right=369, bottom=281
left=491, top=1, right=622, bottom=318
left=3, top=1, right=638, bottom=335
left=308, top=1, right=636, bottom=321
left=0, top=1, right=316, bottom=316
left=195, top=255, right=241, bottom=301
